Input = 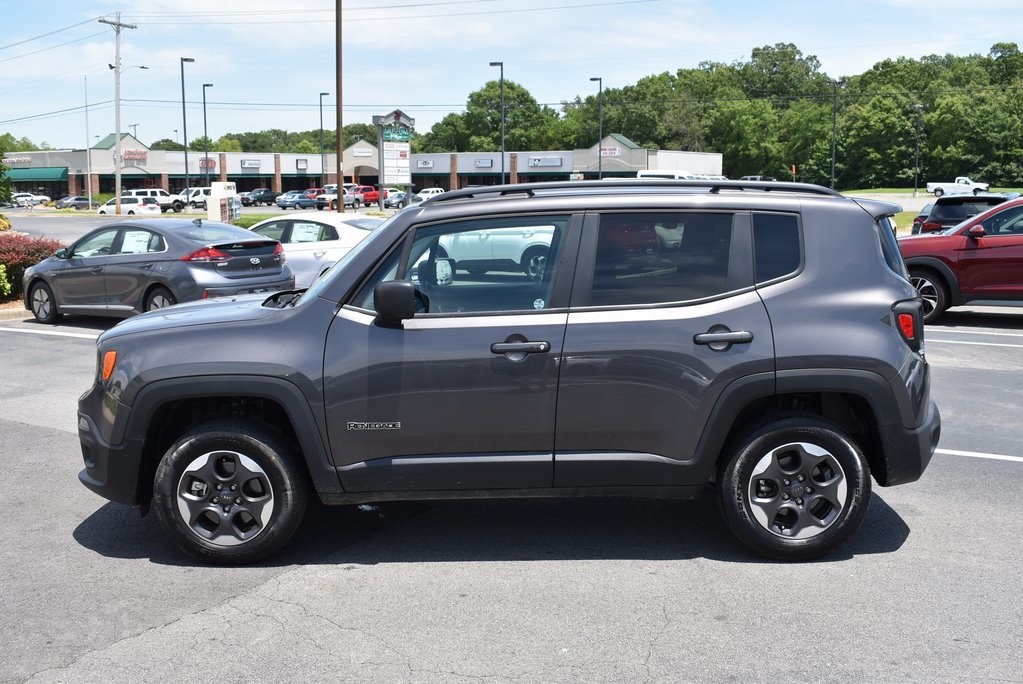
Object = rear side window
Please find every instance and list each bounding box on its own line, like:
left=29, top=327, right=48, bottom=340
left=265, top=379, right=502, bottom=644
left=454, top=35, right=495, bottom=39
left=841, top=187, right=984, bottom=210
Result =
left=753, top=213, right=800, bottom=283
left=588, top=212, right=736, bottom=306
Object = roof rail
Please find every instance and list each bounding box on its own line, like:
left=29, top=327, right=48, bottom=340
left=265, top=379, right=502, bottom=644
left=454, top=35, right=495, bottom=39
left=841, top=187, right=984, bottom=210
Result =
left=428, top=179, right=843, bottom=204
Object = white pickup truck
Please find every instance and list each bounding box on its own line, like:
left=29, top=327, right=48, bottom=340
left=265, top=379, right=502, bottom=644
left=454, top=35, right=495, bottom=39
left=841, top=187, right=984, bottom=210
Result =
left=926, top=176, right=990, bottom=197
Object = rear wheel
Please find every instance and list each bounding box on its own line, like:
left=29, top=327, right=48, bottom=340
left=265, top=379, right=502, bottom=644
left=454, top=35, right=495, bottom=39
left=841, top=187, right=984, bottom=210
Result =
left=933, top=188, right=944, bottom=197
left=719, top=416, right=871, bottom=561
left=145, top=286, right=177, bottom=312
left=909, top=268, right=948, bottom=323
left=29, top=281, right=61, bottom=324
left=153, top=421, right=308, bottom=564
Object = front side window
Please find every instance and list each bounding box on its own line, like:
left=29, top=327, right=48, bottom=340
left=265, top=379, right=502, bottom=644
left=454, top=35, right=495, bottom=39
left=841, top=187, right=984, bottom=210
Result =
left=73, top=229, right=120, bottom=257
left=352, top=215, right=569, bottom=315
left=981, top=205, right=1023, bottom=235
left=588, top=212, right=736, bottom=306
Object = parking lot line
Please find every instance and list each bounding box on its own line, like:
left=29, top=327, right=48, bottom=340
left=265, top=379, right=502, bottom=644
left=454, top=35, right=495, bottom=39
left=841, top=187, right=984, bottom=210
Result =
left=937, top=448, right=1023, bottom=464
left=0, top=326, right=99, bottom=340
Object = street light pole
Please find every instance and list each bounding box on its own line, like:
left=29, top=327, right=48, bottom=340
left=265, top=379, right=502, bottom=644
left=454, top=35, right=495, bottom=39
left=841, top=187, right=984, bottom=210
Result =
left=202, top=83, right=213, bottom=186
left=319, top=91, right=330, bottom=187
left=913, top=104, right=924, bottom=198
left=489, top=62, right=505, bottom=184
left=830, top=79, right=844, bottom=190
left=180, top=57, right=195, bottom=197
left=590, top=77, right=603, bottom=179
left=84, top=75, right=92, bottom=207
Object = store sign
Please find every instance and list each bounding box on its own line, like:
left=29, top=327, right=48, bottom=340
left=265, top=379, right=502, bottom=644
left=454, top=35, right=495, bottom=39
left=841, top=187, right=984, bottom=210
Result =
left=122, top=149, right=148, bottom=162
left=382, top=125, right=411, bottom=142
left=600, top=146, right=622, bottom=157
left=241, top=159, right=261, bottom=168
left=353, top=149, right=373, bottom=157
left=528, top=157, right=563, bottom=168
left=2, top=156, right=31, bottom=164
left=199, top=157, right=216, bottom=169
left=474, top=159, right=493, bottom=168
left=417, top=160, right=434, bottom=168
left=296, top=158, right=308, bottom=170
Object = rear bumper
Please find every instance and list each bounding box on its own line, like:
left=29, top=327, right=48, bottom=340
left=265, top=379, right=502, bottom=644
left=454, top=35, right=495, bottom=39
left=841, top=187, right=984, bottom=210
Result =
left=879, top=398, right=941, bottom=486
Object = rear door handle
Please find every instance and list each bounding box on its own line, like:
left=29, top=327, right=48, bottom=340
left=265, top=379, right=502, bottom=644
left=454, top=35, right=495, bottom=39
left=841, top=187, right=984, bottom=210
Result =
left=694, top=328, right=753, bottom=351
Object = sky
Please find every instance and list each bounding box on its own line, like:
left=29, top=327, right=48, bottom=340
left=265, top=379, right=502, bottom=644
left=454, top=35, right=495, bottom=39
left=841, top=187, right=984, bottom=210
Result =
left=0, top=0, right=1018, bottom=151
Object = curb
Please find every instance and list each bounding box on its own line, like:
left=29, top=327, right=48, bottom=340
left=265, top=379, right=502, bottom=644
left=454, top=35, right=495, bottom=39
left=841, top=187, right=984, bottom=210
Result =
left=0, top=305, right=28, bottom=321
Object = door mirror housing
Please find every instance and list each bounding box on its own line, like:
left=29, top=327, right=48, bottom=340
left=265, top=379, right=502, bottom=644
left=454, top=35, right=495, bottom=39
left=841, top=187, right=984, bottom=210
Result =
left=55, top=248, right=69, bottom=259
left=374, top=280, right=417, bottom=327
left=966, top=225, right=986, bottom=239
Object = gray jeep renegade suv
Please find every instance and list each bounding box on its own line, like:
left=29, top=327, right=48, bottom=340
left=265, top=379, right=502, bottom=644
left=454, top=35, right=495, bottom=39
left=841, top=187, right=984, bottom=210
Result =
left=77, top=180, right=940, bottom=563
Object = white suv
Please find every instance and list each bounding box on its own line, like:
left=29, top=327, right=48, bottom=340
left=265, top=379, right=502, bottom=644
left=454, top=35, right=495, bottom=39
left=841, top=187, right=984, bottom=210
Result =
left=177, top=187, right=212, bottom=209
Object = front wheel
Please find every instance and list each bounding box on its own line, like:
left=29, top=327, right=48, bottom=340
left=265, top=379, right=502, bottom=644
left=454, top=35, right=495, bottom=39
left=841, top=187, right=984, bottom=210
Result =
left=719, top=416, right=871, bottom=561
left=29, top=281, right=61, bottom=324
left=153, top=421, right=308, bottom=564
left=909, top=269, right=949, bottom=324
left=933, top=188, right=944, bottom=197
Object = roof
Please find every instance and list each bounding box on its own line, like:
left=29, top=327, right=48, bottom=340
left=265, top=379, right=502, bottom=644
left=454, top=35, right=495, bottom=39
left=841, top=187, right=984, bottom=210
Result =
left=607, top=133, right=642, bottom=149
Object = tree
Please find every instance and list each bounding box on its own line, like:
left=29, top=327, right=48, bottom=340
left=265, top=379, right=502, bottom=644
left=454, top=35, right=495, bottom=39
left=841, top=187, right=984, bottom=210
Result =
left=150, top=138, right=183, bottom=151
left=704, top=93, right=783, bottom=178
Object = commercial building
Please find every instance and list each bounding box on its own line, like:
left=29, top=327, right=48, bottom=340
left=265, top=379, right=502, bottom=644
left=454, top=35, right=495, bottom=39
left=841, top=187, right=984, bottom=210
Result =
left=3, top=132, right=723, bottom=198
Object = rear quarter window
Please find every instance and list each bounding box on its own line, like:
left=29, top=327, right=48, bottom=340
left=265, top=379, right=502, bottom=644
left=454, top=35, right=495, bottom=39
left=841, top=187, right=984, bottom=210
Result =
left=752, top=213, right=800, bottom=283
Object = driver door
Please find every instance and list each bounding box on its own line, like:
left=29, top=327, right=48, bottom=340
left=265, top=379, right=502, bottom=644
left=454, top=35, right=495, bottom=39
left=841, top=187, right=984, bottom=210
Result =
left=323, top=213, right=580, bottom=493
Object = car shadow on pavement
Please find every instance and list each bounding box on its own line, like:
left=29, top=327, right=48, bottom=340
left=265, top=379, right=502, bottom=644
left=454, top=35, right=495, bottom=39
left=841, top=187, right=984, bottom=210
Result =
left=73, top=492, right=910, bottom=567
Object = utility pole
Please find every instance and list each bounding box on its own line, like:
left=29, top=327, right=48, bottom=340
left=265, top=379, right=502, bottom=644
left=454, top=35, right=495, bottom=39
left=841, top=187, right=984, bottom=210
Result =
left=99, top=13, right=137, bottom=215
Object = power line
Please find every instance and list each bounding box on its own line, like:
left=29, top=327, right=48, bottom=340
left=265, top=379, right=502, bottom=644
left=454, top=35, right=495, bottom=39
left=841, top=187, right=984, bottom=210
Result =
left=0, top=15, right=106, bottom=51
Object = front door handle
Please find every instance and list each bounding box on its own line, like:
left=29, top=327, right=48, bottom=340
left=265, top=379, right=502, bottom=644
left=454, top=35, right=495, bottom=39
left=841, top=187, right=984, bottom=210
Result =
left=490, top=341, right=551, bottom=355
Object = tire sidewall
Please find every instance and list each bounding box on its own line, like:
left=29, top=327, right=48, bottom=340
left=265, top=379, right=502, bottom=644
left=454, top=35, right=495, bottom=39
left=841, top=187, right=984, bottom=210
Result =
left=152, top=422, right=307, bottom=564
left=720, top=417, right=871, bottom=561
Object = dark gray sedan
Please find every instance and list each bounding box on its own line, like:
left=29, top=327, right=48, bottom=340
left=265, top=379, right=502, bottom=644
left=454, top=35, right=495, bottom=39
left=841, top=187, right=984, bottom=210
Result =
left=23, top=218, right=295, bottom=323
left=55, top=196, right=101, bottom=211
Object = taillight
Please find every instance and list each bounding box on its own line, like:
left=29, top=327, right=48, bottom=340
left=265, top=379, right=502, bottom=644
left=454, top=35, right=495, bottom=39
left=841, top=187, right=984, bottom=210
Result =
left=273, top=243, right=285, bottom=261
left=893, top=301, right=923, bottom=353
left=921, top=222, right=941, bottom=232
left=183, top=247, right=232, bottom=262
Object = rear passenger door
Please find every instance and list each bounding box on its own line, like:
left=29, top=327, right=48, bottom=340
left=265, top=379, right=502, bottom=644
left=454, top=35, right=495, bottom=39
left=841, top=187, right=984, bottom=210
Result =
left=553, top=210, right=777, bottom=488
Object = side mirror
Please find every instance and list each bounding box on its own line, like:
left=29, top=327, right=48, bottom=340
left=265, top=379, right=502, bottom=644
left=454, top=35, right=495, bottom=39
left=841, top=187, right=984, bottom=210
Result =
left=55, top=248, right=69, bottom=259
left=966, top=225, right=986, bottom=239
left=373, top=280, right=416, bottom=327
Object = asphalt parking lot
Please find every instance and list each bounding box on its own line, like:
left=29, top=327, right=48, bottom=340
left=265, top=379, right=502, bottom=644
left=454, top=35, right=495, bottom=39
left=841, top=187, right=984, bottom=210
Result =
left=1, top=209, right=1021, bottom=682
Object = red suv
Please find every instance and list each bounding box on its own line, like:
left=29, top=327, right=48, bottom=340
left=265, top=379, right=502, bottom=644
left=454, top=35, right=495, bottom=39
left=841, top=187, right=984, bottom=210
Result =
left=899, top=197, right=1023, bottom=322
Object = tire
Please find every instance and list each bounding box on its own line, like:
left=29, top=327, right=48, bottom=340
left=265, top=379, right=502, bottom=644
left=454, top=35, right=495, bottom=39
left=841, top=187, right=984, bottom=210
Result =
left=152, top=420, right=308, bottom=564
left=933, top=188, right=944, bottom=197
left=127, top=210, right=136, bottom=215
left=909, top=268, right=948, bottom=324
left=353, top=199, right=361, bottom=209
left=29, top=281, right=61, bottom=324
left=719, top=416, right=871, bottom=561
left=973, top=188, right=982, bottom=195
left=316, top=205, right=324, bottom=211
left=173, top=202, right=183, bottom=213
left=145, top=286, right=177, bottom=312
left=521, top=246, right=549, bottom=281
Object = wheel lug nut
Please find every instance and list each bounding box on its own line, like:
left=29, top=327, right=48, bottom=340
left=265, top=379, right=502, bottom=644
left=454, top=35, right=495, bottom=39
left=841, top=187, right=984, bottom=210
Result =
left=806, top=487, right=813, bottom=493
left=235, top=497, right=242, bottom=504
left=212, top=497, right=219, bottom=504
left=215, top=484, right=223, bottom=491
left=783, top=479, right=791, bottom=486
left=223, top=505, right=231, bottom=513
left=782, top=494, right=790, bottom=500
left=796, top=498, right=804, bottom=505
left=230, top=484, right=238, bottom=491
left=797, top=475, right=805, bottom=482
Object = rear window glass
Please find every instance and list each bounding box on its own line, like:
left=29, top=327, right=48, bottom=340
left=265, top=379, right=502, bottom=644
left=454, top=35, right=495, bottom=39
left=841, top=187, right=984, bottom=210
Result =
left=180, top=225, right=260, bottom=241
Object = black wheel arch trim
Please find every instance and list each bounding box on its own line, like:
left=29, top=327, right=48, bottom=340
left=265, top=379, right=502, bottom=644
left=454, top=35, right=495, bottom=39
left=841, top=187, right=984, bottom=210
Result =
left=122, top=375, right=342, bottom=500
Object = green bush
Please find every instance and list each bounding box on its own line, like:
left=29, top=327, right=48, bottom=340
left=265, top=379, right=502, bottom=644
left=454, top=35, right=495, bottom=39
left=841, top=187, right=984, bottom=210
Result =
left=0, top=264, right=11, bottom=298
left=0, top=232, right=65, bottom=299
